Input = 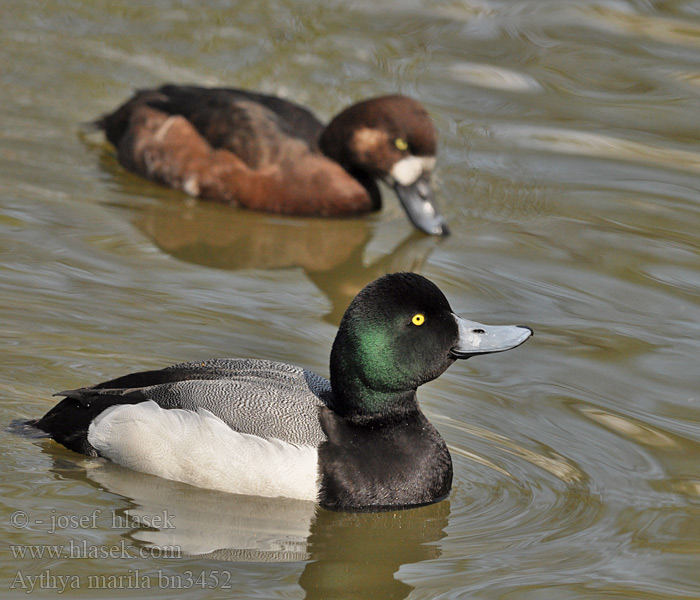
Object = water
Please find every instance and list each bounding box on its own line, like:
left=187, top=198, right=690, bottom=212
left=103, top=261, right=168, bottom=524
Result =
left=1, top=0, right=700, bottom=598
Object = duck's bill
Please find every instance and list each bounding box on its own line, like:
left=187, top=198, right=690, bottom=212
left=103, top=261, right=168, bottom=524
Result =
left=393, top=173, right=449, bottom=237
left=450, top=315, right=532, bottom=359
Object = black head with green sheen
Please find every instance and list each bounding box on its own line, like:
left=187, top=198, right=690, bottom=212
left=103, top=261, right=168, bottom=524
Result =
left=329, top=272, right=532, bottom=420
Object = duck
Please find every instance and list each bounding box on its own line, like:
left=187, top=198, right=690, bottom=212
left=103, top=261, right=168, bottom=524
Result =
left=30, top=273, right=531, bottom=511
left=94, top=85, right=449, bottom=236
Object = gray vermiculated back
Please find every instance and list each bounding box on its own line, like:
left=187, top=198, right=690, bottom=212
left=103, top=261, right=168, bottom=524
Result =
left=142, top=359, right=330, bottom=446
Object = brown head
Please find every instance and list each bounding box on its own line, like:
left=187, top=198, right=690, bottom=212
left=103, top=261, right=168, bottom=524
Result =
left=319, top=96, right=448, bottom=236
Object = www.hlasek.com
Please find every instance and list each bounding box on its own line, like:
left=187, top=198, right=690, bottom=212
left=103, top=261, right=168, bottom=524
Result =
left=10, top=538, right=180, bottom=560
left=11, top=569, right=236, bottom=593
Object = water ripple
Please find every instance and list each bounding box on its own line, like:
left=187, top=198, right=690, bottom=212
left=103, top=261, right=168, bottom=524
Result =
left=448, top=62, right=542, bottom=93
left=433, top=414, right=602, bottom=557
left=484, top=124, right=700, bottom=175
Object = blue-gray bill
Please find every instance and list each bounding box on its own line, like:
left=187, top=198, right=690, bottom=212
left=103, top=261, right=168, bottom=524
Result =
left=394, top=174, right=450, bottom=237
left=450, top=315, right=533, bottom=358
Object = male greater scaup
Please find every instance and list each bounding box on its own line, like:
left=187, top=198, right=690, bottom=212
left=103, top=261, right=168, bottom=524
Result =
left=95, top=86, right=448, bottom=235
left=30, top=273, right=531, bottom=511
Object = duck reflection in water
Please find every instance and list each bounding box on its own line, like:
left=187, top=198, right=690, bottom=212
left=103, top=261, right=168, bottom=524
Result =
left=128, top=196, right=441, bottom=325
left=50, top=459, right=448, bottom=600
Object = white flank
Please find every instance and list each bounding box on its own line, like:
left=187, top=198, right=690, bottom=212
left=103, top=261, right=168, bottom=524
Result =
left=87, top=401, right=319, bottom=502
left=390, top=156, right=436, bottom=186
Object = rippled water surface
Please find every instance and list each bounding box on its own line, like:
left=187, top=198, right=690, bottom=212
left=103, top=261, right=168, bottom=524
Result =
left=2, top=1, right=700, bottom=598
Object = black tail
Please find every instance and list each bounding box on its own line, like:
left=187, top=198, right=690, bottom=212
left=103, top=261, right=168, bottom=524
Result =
left=33, top=394, right=144, bottom=457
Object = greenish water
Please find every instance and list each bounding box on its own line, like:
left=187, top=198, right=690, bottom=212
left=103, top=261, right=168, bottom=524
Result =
left=2, top=0, right=700, bottom=598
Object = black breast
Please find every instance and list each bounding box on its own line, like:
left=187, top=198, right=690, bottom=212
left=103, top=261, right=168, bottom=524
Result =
left=317, top=408, right=453, bottom=511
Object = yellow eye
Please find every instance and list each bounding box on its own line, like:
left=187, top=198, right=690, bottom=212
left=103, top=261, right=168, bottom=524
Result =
left=412, top=313, right=425, bottom=326
left=395, top=138, right=409, bottom=151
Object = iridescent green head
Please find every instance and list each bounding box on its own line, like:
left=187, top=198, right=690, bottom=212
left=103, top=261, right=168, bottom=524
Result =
left=329, top=272, right=532, bottom=419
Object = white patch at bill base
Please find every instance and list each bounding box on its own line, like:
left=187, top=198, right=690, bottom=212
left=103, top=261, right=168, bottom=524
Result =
left=390, top=156, right=436, bottom=186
